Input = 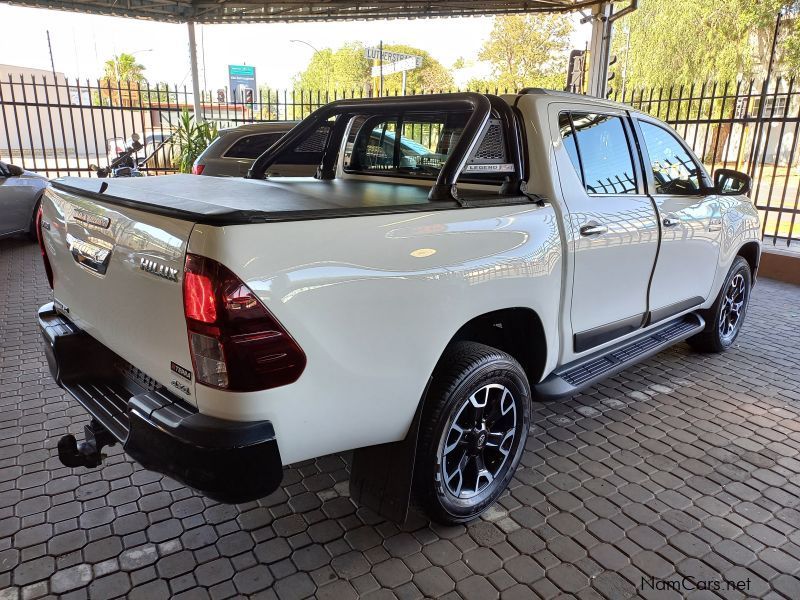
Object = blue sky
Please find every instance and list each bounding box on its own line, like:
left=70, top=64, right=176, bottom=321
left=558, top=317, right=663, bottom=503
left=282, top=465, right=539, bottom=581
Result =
left=0, top=4, right=591, bottom=90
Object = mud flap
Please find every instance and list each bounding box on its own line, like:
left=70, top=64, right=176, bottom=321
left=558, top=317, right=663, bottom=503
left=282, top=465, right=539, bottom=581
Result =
left=349, top=378, right=430, bottom=523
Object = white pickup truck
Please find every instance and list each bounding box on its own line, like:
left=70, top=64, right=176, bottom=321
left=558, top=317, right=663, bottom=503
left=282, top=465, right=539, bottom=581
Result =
left=37, top=91, right=760, bottom=524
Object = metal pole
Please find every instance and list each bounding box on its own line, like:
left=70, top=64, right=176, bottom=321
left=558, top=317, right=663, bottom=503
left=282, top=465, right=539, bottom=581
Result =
left=187, top=20, right=203, bottom=122
left=586, top=0, right=638, bottom=98
left=46, top=30, right=57, bottom=82
left=402, top=71, right=407, bottom=96
left=379, top=40, right=384, bottom=98
left=586, top=2, right=613, bottom=98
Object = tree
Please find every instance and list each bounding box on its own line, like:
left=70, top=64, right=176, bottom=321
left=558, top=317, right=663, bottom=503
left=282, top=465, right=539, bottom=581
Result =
left=294, top=42, right=454, bottom=96
left=380, top=44, right=454, bottom=93
left=469, top=14, right=573, bottom=91
left=295, top=43, right=370, bottom=94
left=610, top=0, right=800, bottom=92
left=99, top=53, right=147, bottom=106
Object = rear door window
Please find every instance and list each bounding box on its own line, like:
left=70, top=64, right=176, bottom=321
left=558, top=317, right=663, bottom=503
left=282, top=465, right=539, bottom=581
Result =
left=559, top=112, right=638, bottom=195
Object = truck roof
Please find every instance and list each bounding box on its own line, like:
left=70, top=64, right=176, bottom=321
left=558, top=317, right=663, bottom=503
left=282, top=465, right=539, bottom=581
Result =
left=512, top=88, right=642, bottom=114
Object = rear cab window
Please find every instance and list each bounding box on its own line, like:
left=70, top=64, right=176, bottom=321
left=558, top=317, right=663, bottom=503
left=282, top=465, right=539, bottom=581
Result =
left=343, top=111, right=512, bottom=187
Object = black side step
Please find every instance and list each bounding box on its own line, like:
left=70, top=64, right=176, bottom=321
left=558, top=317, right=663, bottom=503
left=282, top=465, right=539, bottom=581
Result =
left=534, top=313, right=705, bottom=400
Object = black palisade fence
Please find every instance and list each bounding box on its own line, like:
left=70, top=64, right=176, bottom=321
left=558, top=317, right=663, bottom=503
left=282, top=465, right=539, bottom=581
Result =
left=1, top=74, right=798, bottom=245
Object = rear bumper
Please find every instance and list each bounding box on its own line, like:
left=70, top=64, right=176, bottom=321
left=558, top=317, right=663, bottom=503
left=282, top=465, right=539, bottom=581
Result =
left=38, top=302, right=283, bottom=503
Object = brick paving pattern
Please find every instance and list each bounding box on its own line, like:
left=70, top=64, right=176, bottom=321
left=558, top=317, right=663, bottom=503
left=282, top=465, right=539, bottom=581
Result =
left=2, top=236, right=800, bottom=599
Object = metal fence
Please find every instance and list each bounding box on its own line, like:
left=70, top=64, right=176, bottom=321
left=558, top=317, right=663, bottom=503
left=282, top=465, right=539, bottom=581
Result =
left=1, top=75, right=798, bottom=245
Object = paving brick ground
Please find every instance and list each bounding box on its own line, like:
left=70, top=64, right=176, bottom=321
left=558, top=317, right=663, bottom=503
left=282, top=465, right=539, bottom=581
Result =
left=2, top=236, right=800, bottom=599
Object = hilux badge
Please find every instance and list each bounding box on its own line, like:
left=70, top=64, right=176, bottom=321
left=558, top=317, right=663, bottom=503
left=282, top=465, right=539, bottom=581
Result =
left=140, top=257, right=179, bottom=282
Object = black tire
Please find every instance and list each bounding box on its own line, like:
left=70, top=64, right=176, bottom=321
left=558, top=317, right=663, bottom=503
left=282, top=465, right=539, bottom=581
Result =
left=688, top=256, right=752, bottom=353
left=27, top=198, right=41, bottom=241
left=415, top=342, right=530, bottom=524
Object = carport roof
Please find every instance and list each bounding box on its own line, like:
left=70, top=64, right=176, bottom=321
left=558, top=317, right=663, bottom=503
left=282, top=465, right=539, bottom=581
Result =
left=2, top=0, right=606, bottom=23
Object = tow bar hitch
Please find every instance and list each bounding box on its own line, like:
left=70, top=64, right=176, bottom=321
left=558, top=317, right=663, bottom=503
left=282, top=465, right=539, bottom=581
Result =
left=57, top=419, right=117, bottom=468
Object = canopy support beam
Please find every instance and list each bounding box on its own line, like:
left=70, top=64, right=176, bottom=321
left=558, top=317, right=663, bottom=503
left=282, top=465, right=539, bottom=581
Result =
left=586, top=0, right=638, bottom=98
left=187, top=20, right=203, bottom=122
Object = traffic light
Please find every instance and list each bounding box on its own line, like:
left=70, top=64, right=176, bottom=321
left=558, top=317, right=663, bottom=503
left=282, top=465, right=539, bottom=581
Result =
left=216, top=89, right=225, bottom=103
left=244, top=88, right=254, bottom=104
left=566, top=50, right=586, bottom=94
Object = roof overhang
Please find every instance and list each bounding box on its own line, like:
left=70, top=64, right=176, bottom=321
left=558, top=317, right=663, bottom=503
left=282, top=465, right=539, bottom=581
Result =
left=2, top=1, right=607, bottom=23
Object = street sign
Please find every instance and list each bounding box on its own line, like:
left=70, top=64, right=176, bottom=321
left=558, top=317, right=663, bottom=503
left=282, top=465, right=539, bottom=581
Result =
left=228, top=64, right=256, bottom=103
left=364, top=47, right=423, bottom=67
left=371, top=57, right=419, bottom=77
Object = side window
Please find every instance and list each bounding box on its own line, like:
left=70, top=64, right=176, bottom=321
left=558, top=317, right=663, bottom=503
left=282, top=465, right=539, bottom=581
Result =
left=570, top=113, right=637, bottom=194
left=224, top=133, right=283, bottom=159
left=639, top=121, right=703, bottom=195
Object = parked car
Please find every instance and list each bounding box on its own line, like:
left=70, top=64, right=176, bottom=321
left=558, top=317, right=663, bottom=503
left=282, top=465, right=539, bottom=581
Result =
left=192, top=121, right=307, bottom=177
left=193, top=120, right=448, bottom=178
left=36, top=91, right=760, bottom=524
left=0, top=160, right=48, bottom=240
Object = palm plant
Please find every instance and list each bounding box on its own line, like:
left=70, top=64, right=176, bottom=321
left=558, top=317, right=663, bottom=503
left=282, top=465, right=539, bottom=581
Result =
left=172, top=109, right=218, bottom=174
left=100, top=53, right=147, bottom=107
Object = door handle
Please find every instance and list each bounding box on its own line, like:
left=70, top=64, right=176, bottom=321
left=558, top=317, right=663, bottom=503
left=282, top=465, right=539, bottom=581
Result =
left=662, top=213, right=681, bottom=228
left=579, top=223, right=608, bottom=236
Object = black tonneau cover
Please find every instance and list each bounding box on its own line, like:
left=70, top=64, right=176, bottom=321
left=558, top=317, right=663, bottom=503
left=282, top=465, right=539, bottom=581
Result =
left=51, top=175, right=530, bottom=225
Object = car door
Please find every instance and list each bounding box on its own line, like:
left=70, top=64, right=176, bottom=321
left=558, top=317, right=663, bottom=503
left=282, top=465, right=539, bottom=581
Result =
left=553, top=107, right=660, bottom=354
left=0, top=165, right=32, bottom=236
left=633, top=118, right=722, bottom=322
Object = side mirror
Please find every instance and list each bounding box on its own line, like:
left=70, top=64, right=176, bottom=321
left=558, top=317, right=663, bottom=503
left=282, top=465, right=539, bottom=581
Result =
left=131, top=133, right=141, bottom=143
left=714, top=168, right=751, bottom=196
left=2, top=163, right=24, bottom=177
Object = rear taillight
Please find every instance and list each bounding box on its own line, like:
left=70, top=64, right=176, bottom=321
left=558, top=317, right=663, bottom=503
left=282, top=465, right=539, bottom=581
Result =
left=191, top=164, right=205, bottom=175
left=182, top=253, right=306, bottom=392
left=36, top=205, right=54, bottom=289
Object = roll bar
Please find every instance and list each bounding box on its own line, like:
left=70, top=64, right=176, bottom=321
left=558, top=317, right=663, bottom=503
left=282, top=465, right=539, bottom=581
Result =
left=246, top=93, right=499, bottom=202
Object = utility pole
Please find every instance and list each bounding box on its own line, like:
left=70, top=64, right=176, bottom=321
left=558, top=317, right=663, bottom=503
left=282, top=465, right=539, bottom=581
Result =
left=379, top=40, right=384, bottom=98
left=46, top=30, right=57, bottom=83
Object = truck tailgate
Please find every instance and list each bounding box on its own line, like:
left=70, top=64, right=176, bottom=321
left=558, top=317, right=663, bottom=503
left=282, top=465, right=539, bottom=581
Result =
left=40, top=185, right=197, bottom=405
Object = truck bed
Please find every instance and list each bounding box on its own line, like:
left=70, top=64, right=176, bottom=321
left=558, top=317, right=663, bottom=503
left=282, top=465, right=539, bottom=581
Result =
left=51, top=174, right=530, bottom=225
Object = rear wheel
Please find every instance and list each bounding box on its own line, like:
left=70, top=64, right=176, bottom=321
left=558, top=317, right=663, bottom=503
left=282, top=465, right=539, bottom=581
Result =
left=688, top=256, right=751, bottom=353
left=416, top=342, right=530, bottom=524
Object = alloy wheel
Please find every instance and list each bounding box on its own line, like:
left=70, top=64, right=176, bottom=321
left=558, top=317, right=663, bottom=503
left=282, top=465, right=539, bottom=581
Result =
left=718, top=273, right=746, bottom=343
left=439, top=383, right=517, bottom=499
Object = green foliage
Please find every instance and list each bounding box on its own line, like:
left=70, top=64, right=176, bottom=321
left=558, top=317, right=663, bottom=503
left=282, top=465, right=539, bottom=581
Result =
left=471, top=14, right=572, bottom=91
left=380, top=44, right=454, bottom=92
left=103, top=53, right=147, bottom=84
left=171, top=109, right=218, bottom=174
left=611, top=0, right=800, bottom=91
left=295, top=43, right=370, bottom=93
left=294, top=42, right=453, bottom=94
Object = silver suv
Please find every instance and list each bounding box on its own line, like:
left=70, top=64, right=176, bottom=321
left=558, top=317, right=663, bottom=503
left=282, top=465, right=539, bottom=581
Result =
left=193, top=122, right=317, bottom=177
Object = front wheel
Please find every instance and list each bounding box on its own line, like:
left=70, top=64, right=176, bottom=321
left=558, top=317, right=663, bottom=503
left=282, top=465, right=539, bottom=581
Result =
left=688, top=256, right=752, bottom=353
left=416, top=342, right=530, bottom=524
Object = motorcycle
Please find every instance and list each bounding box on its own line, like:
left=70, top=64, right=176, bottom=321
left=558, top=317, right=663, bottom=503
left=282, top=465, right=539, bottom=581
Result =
left=90, top=133, right=144, bottom=178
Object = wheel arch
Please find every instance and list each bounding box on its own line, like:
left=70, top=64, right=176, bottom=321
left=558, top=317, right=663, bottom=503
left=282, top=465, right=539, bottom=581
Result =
left=445, top=307, right=548, bottom=387
left=737, top=241, right=761, bottom=281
